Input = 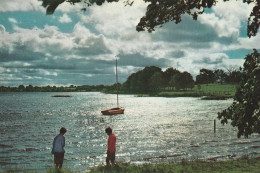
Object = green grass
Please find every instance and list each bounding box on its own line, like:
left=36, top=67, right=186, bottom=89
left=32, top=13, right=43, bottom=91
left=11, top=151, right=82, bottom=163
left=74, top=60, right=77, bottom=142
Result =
left=157, top=84, right=238, bottom=98
left=1, top=168, right=74, bottom=173
left=193, top=84, right=237, bottom=96
left=1, top=157, right=259, bottom=173
left=46, top=168, right=74, bottom=173
left=89, top=157, right=260, bottom=173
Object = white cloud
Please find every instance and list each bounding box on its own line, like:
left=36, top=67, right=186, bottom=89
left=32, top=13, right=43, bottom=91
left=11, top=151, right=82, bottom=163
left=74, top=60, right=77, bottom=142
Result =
left=80, top=1, right=147, bottom=37
left=118, top=65, right=142, bottom=76
left=0, top=66, right=5, bottom=73
left=23, top=63, right=31, bottom=67
left=199, top=0, right=254, bottom=38
left=0, top=25, right=6, bottom=33
left=237, top=35, right=260, bottom=49
left=83, top=74, right=94, bottom=77
left=56, top=1, right=84, bottom=13
left=59, top=13, right=72, bottom=23
left=0, top=0, right=44, bottom=12
left=39, top=69, right=58, bottom=76
left=8, top=18, right=18, bottom=24
left=1, top=23, right=110, bottom=59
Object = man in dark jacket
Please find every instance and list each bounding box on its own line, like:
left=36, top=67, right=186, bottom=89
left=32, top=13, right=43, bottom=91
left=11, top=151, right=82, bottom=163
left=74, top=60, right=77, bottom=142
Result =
left=52, top=127, right=67, bottom=169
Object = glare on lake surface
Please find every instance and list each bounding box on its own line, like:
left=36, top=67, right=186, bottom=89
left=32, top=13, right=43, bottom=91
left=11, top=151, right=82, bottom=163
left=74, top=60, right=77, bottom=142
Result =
left=0, top=92, right=259, bottom=172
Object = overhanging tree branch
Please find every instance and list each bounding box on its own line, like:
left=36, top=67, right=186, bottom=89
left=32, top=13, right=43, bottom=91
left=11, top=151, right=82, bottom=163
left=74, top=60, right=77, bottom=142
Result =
left=41, top=0, right=259, bottom=37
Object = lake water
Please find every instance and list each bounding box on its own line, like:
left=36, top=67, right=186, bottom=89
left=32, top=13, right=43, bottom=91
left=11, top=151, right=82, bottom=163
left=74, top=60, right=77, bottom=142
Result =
left=0, top=92, right=259, bottom=172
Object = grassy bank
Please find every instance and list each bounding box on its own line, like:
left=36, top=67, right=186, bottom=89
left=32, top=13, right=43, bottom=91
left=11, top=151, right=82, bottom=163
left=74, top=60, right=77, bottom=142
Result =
left=117, top=84, right=238, bottom=99
left=2, top=157, right=259, bottom=173
left=89, top=157, right=260, bottom=173
left=153, top=84, right=237, bottom=99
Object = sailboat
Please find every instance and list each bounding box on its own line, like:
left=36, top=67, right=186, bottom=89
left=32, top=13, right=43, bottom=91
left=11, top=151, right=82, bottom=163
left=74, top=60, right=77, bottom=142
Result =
left=101, top=57, right=125, bottom=115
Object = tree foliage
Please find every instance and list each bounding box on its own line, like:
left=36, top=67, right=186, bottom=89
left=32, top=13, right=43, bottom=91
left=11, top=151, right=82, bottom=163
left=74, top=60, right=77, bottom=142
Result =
left=214, top=69, right=227, bottom=84
left=218, top=49, right=260, bottom=138
left=123, top=66, right=162, bottom=92
left=196, top=68, right=216, bottom=84
left=122, top=66, right=195, bottom=92
left=170, top=71, right=194, bottom=90
left=225, top=70, right=243, bottom=84
left=42, top=0, right=260, bottom=38
left=149, top=71, right=166, bottom=90
left=164, top=67, right=181, bottom=86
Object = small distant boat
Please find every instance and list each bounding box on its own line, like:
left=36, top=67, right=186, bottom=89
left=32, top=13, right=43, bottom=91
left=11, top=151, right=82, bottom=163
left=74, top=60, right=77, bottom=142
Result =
left=101, top=57, right=125, bottom=115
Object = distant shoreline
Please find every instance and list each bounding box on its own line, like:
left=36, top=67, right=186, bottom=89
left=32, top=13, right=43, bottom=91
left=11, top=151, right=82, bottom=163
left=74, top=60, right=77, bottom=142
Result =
left=0, top=84, right=237, bottom=100
left=0, top=91, right=234, bottom=100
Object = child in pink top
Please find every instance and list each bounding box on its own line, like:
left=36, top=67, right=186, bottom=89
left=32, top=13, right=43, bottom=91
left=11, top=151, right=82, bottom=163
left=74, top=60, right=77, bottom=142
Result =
left=105, top=127, right=116, bottom=165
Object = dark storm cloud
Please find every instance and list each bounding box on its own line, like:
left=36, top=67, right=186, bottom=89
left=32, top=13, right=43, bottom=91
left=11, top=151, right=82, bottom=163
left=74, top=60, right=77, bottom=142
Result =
left=0, top=46, right=45, bottom=62
left=117, top=53, right=171, bottom=68
left=192, top=56, right=224, bottom=65
left=153, top=15, right=237, bottom=48
left=169, top=50, right=185, bottom=59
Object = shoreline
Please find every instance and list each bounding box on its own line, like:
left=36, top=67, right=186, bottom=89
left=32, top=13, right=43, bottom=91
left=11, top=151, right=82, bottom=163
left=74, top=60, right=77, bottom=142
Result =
left=0, top=91, right=234, bottom=100
left=1, top=157, right=258, bottom=173
left=125, top=92, right=234, bottom=100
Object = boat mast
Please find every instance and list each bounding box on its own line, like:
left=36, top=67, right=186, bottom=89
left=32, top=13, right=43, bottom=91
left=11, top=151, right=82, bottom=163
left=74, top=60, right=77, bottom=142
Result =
left=116, top=56, right=119, bottom=108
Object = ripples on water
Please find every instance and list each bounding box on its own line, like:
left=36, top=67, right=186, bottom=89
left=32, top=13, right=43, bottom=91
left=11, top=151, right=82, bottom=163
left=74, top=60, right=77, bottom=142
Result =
left=0, top=92, right=259, bottom=172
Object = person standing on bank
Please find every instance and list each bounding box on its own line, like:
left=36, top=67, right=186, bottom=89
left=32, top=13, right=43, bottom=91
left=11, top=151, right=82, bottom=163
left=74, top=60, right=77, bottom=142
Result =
left=52, top=127, right=67, bottom=169
left=105, top=127, right=116, bottom=165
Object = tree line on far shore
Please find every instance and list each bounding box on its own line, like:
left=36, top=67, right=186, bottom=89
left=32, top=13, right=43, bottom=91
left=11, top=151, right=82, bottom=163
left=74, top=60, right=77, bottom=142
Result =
left=121, top=67, right=241, bottom=93
left=0, top=67, right=242, bottom=93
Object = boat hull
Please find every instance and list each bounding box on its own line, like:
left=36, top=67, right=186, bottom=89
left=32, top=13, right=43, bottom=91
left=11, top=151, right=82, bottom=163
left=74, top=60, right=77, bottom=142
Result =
left=101, top=107, right=124, bottom=115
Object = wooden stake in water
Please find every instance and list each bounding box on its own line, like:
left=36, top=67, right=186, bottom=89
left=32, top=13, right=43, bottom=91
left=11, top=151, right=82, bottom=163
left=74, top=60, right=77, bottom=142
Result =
left=214, top=119, right=216, bottom=134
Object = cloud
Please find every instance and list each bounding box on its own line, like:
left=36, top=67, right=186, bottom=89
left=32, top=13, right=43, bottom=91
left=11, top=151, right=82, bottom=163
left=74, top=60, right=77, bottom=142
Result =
left=80, top=1, right=146, bottom=36
left=193, top=56, right=225, bottom=65
left=0, top=25, right=6, bottom=33
left=0, top=0, right=44, bottom=12
left=118, top=53, right=170, bottom=68
left=153, top=14, right=238, bottom=48
left=79, top=1, right=151, bottom=56
left=59, top=13, right=72, bottom=23
left=0, top=22, right=116, bottom=86
left=1, top=23, right=111, bottom=59
left=198, top=1, right=254, bottom=38
left=237, top=36, right=260, bottom=50
left=55, top=1, right=84, bottom=13
left=8, top=18, right=18, bottom=24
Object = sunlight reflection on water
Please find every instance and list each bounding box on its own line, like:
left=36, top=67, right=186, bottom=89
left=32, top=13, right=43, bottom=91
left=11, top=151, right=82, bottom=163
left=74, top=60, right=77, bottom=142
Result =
left=0, top=92, right=259, bottom=172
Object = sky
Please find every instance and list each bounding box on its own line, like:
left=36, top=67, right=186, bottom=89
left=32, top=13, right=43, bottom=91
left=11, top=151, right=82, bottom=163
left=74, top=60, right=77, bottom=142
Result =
left=0, top=0, right=259, bottom=87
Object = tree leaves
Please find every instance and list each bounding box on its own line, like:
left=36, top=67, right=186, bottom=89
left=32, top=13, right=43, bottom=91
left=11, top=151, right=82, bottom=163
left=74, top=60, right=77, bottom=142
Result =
left=218, top=49, right=260, bottom=138
left=42, top=0, right=65, bottom=15
left=42, top=0, right=119, bottom=14
left=247, top=1, right=260, bottom=37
